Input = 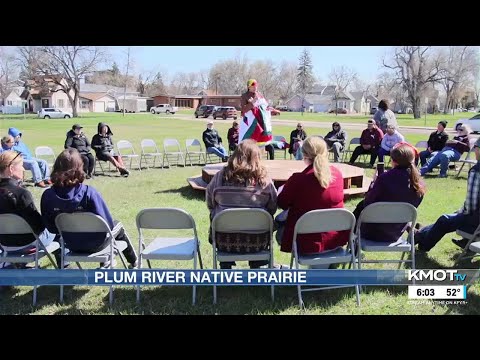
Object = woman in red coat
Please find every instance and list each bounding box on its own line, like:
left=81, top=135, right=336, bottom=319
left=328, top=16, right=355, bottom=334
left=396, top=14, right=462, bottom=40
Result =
left=277, top=136, right=348, bottom=254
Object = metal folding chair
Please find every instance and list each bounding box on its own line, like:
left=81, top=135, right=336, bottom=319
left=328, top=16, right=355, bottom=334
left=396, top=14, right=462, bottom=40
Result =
left=117, top=140, right=141, bottom=171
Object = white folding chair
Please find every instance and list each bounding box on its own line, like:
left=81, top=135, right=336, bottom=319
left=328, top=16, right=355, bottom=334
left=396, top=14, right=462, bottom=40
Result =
left=135, top=208, right=203, bottom=305
left=185, top=139, right=206, bottom=166
left=355, top=202, right=417, bottom=272
left=291, top=209, right=359, bottom=309
left=35, top=146, right=56, bottom=167
left=455, top=138, right=477, bottom=178
left=414, top=141, right=428, bottom=151
left=163, top=138, right=185, bottom=167
left=117, top=140, right=141, bottom=171
left=455, top=212, right=480, bottom=265
left=211, top=208, right=274, bottom=304
left=55, top=212, right=128, bottom=305
left=0, top=214, right=59, bottom=306
left=140, top=139, right=163, bottom=169
left=343, top=137, right=368, bottom=163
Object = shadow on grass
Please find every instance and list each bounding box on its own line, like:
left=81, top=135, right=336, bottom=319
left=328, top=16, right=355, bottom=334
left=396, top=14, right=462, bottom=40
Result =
left=154, top=186, right=204, bottom=201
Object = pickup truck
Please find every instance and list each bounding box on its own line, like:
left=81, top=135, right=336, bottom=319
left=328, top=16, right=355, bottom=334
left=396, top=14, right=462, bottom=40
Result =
left=150, top=104, right=178, bottom=114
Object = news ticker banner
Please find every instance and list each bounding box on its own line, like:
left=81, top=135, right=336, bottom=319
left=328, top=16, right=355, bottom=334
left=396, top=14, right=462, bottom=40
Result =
left=0, top=269, right=479, bottom=288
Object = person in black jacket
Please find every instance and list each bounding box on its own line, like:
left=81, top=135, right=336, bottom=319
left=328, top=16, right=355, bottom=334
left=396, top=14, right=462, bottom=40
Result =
left=289, top=123, right=307, bottom=159
left=202, top=120, right=228, bottom=162
left=65, top=124, right=95, bottom=178
left=324, top=122, right=348, bottom=162
left=0, top=151, right=62, bottom=270
left=419, top=121, right=449, bottom=166
left=91, top=122, right=129, bottom=177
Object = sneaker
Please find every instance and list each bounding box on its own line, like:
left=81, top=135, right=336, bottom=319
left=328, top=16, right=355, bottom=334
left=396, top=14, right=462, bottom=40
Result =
left=46, top=179, right=53, bottom=185
left=452, top=238, right=469, bottom=249
left=35, top=181, right=48, bottom=188
left=128, top=260, right=138, bottom=269
left=99, top=258, right=117, bottom=269
left=119, top=168, right=130, bottom=177
left=273, top=264, right=290, bottom=269
left=438, top=174, right=448, bottom=178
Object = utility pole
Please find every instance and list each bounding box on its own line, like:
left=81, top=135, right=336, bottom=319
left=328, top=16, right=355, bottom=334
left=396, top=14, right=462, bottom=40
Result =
left=123, top=47, right=131, bottom=117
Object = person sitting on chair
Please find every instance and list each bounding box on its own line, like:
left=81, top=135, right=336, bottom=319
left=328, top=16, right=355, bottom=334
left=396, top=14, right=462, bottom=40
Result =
left=289, top=123, right=307, bottom=160
left=41, top=148, right=138, bottom=268
left=227, top=120, right=239, bottom=152
left=419, top=120, right=449, bottom=167
left=324, top=122, right=347, bottom=162
left=91, top=122, right=129, bottom=177
left=202, top=120, right=228, bottom=162
left=348, top=119, right=384, bottom=167
left=377, top=124, right=404, bottom=163
left=65, top=124, right=95, bottom=179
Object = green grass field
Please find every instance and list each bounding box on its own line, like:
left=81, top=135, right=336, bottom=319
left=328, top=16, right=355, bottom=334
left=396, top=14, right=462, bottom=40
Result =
left=0, top=112, right=479, bottom=315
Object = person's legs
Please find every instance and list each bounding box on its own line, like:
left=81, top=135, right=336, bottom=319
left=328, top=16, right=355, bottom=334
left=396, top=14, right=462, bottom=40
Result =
left=112, top=220, right=138, bottom=267
left=266, top=144, right=275, bottom=160
left=22, top=159, right=44, bottom=185
left=207, top=146, right=225, bottom=159
left=369, top=148, right=378, bottom=166
left=415, top=212, right=467, bottom=251
left=377, top=148, right=389, bottom=162
left=33, top=158, right=50, bottom=181
left=419, top=150, right=431, bottom=167
left=349, top=146, right=364, bottom=164
left=86, top=153, right=95, bottom=176
left=80, top=154, right=89, bottom=175
left=332, top=142, right=343, bottom=162
left=421, top=150, right=442, bottom=175
left=438, top=149, right=460, bottom=177
left=295, top=146, right=303, bottom=160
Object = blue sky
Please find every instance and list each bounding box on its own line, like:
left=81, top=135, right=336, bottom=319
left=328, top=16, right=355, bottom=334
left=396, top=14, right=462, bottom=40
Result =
left=109, top=46, right=392, bottom=83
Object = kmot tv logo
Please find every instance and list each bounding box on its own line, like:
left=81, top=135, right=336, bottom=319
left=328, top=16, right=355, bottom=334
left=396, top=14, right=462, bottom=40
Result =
left=408, top=270, right=467, bottom=281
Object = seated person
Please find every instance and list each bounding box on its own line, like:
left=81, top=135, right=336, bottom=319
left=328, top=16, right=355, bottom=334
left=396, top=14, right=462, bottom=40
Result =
left=41, top=149, right=138, bottom=268
left=353, top=143, right=425, bottom=243
left=8, top=127, right=52, bottom=188
left=420, top=124, right=471, bottom=178
left=419, top=120, right=449, bottom=167
left=227, top=120, right=239, bottom=152
left=0, top=151, right=62, bottom=269
left=1, top=135, right=13, bottom=153
left=65, top=124, right=95, bottom=179
left=206, top=139, right=277, bottom=269
left=415, top=137, right=480, bottom=252
left=289, top=123, right=307, bottom=160
left=277, top=136, right=349, bottom=256
left=324, top=122, right=347, bottom=162
left=202, top=120, right=228, bottom=162
left=348, top=119, right=384, bottom=167
left=377, top=124, right=404, bottom=163
left=91, top=122, right=129, bottom=177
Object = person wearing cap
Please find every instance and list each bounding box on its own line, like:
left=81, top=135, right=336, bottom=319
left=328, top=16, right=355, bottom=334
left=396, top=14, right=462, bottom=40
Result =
left=65, top=124, right=95, bottom=179
left=8, top=127, right=51, bottom=188
left=202, top=120, right=228, bottom=162
left=324, top=121, right=348, bottom=162
left=227, top=120, right=240, bottom=152
left=348, top=119, right=384, bottom=167
left=419, top=121, right=449, bottom=167
left=289, top=123, right=307, bottom=159
left=415, top=137, right=480, bottom=252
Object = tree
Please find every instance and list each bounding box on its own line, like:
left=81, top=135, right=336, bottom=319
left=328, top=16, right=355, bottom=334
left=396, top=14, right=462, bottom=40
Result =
left=18, top=46, right=106, bottom=117
left=277, top=61, right=298, bottom=103
left=383, top=46, right=442, bottom=119
left=247, top=60, right=278, bottom=101
left=328, top=65, right=357, bottom=115
left=208, top=54, right=249, bottom=95
left=0, top=47, right=19, bottom=97
left=296, top=48, right=314, bottom=115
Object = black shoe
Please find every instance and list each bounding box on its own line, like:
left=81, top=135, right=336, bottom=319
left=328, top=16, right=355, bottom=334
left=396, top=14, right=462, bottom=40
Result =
left=452, top=238, right=469, bottom=249
left=119, top=168, right=130, bottom=177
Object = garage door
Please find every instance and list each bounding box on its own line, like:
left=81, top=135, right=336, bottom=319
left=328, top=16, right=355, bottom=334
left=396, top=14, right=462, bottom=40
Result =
left=94, top=101, right=105, bottom=112
left=107, top=101, right=116, bottom=112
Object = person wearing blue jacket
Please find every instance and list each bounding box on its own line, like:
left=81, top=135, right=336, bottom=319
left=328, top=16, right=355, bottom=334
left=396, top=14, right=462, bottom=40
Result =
left=8, top=127, right=51, bottom=188
left=40, top=148, right=138, bottom=268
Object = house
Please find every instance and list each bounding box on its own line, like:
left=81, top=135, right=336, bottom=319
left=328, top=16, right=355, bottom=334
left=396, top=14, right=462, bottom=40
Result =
left=79, top=83, right=146, bottom=112
left=285, top=84, right=355, bottom=113
left=152, top=90, right=242, bottom=110
left=78, top=92, right=117, bottom=112
left=350, top=91, right=371, bottom=114
left=21, top=75, right=74, bottom=113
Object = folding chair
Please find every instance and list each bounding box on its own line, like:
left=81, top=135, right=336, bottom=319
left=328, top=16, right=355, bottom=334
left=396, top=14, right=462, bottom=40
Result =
left=55, top=212, right=128, bottom=305
left=211, top=208, right=274, bottom=304
left=291, top=208, right=359, bottom=308
left=34, top=146, right=56, bottom=167
left=117, top=140, right=141, bottom=171
left=185, top=139, right=207, bottom=166
left=454, top=211, right=480, bottom=265
left=0, top=214, right=59, bottom=306
left=456, top=138, right=477, bottom=178
left=355, top=202, right=417, bottom=271
left=140, top=139, right=163, bottom=169
left=163, top=138, right=185, bottom=167
left=342, top=137, right=368, bottom=163
left=136, top=208, right=203, bottom=304
left=272, top=135, right=288, bottom=159
left=414, top=141, right=428, bottom=151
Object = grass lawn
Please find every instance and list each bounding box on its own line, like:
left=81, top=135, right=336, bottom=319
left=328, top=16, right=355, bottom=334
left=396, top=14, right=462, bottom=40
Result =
left=0, top=112, right=479, bottom=315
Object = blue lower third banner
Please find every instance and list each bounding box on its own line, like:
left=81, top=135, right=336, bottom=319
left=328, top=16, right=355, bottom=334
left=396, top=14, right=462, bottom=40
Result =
left=0, top=269, right=479, bottom=286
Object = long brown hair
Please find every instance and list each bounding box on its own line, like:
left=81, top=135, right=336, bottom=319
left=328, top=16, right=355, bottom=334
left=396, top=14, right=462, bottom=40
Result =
left=391, top=144, right=426, bottom=197
left=302, top=136, right=332, bottom=188
left=51, top=148, right=86, bottom=187
left=223, top=139, right=268, bottom=187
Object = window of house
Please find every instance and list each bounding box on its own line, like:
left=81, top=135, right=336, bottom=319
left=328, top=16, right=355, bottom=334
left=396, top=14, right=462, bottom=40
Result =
left=80, top=100, right=89, bottom=109
left=58, top=99, right=64, bottom=108
left=7, top=100, right=12, bottom=105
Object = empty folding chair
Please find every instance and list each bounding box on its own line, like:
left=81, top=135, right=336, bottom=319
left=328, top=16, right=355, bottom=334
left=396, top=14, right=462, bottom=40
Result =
left=291, top=208, right=359, bottom=308
left=35, top=146, right=56, bottom=167
left=456, top=138, right=478, bottom=178
left=55, top=212, right=129, bottom=305
left=211, top=208, right=274, bottom=304
left=355, top=202, right=417, bottom=272
left=0, top=214, right=59, bottom=306
left=414, top=141, right=428, bottom=152
left=136, top=208, right=203, bottom=305
left=163, top=139, right=185, bottom=167
left=455, top=213, right=480, bottom=265
left=140, top=139, right=163, bottom=169
left=185, top=139, right=206, bottom=166
left=117, top=140, right=141, bottom=171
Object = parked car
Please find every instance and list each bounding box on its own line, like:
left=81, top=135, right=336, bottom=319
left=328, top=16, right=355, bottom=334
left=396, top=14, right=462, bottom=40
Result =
left=328, top=108, right=348, bottom=114
left=454, top=113, right=480, bottom=132
left=277, top=105, right=291, bottom=111
left=213, top=106, right=237, bottom=120
left=194, top=105, right=217, bottom=118
left=150, top=104, right=178, bottom=114
left=37, top=108, right=72, bottom=119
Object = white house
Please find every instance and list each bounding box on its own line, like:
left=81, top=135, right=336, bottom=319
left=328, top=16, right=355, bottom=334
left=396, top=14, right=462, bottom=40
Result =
left=350, top=91, right=371, bottom=114
left=286, top=84, right=356, bottom=113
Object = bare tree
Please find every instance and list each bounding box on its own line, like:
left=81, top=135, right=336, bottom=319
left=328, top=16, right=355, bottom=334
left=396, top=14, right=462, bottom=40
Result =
left=277, top=61, right=298, bottom=103
left=0, top=47, right=20, bottom=98
left=296, top=48, right=314, bottom=115
left=208, top=54, right=249, bottom=95
left=247, top=60, right=278, bottom=101
left=328, top=65, right=357, bottom=115
left=383, top=46, right=442, bottom=119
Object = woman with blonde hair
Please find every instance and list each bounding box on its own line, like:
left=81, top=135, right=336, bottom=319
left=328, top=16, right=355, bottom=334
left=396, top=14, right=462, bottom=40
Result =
left=277, top=136, right=348, bottom=254
left=206, top=139, right=277, bottom=269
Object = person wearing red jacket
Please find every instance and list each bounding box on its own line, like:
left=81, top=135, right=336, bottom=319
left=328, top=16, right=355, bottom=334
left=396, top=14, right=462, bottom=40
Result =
left=348, top=119, right=383, bottom=167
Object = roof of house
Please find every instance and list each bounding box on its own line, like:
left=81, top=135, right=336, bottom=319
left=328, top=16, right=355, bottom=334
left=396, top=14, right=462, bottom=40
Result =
left=304, top=94, right=332, bottom=105
left=80, top=83, right=138, bottom=94
left=350, top=91, right=365, bottom=101
left=79, top=92, right=114, bottom=101
left=337, top=90, right=355, bottom=101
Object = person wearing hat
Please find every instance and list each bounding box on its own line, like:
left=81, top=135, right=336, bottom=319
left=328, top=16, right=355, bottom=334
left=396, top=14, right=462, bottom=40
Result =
left=324, top=121, right=348, bottom=162
left=289, top=123, right=307, bottom=159
left=8, top=127, right=51, bottom=188
left=65, top=124, right=95, bottom=179
left=202, top=120, right=228, bottom=162
left=348, top=119, right=384, bottom=167
left=415, top=137, right=480, bottom=252
left=227, top=120, right=240, bottom=152
left=419, top=120, right=449, bottom=167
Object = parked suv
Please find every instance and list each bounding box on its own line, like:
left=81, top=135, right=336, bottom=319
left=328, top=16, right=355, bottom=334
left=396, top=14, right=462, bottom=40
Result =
left=213, top=106, right=238, bottom=120
left=150, top=104, right=178, bottom=114
left=37, top=108, right=72, bottom=119
left=195, top=105, right=217, bottom=118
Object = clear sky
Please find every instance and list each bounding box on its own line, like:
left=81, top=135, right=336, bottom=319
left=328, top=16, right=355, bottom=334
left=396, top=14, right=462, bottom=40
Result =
left=109, top=46, right=392, bottom=83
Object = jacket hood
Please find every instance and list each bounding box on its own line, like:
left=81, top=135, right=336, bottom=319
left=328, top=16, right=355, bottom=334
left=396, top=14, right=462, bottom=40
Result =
left=97, top=122, right=113, bottom=135
left=66, top=130, right=76, bottom=138
left=50, top=183, right=88, bottom=212
left=8, top=127, right=21, bottom=138
left=332, top=122, right=341, bottom=131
